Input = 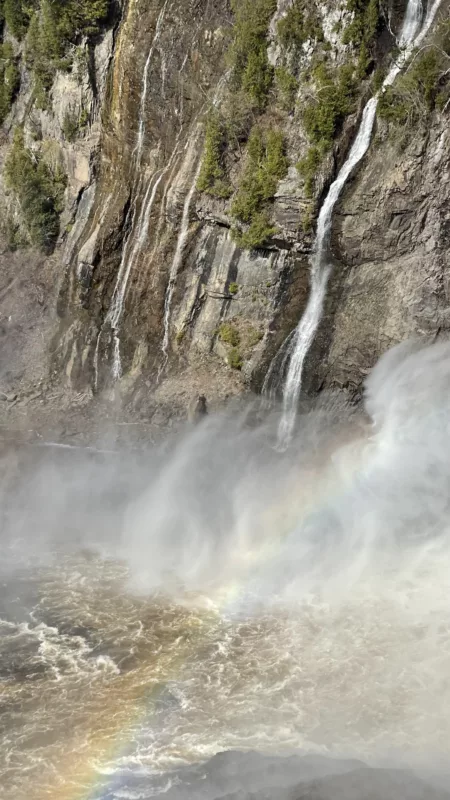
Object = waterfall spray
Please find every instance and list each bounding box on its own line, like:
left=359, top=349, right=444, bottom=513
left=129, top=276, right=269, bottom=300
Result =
left=272, top=0, right=443, bottom=450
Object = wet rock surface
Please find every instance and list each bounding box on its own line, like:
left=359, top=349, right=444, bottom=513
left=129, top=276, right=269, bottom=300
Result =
left=303, top=118, right=450, bottom=397
left=0, top=0, right=449, bottom=425
left=99, top=750, right=450, bottom=800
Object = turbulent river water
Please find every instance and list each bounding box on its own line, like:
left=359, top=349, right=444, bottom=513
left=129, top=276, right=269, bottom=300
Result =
left=2, top=341, right=450, bottom=799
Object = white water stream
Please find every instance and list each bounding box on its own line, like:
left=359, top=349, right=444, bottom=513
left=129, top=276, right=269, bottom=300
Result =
left=275, top=0, right=443, bottom=449
left=160, top=151, right=202, bottom=371
left=93, top=1, right=170, bottom=387
left=158, top=74, right=229, bottom=377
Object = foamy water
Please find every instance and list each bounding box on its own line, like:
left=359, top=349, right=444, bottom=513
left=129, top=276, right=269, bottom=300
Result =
left=2, top=553, right=450, bottom=800
left=2, top=341, right=450, bottom=799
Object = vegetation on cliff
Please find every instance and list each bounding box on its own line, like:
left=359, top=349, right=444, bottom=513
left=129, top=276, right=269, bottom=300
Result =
left=1, top=0, right=28, bottom=40
left=196, top=109, right=232, bottom=198
left=274, top=66, right=298, bottom=112
left=0, top=0, right=111, bottom=109
left=198, top=0, right=288, bottom=247
left=343, top=0, right=380, bottom=45
left=4, top=126, right=67, bottom=251
left=0, top=0, right=110, bottom=41
left=379, top=21, right=450, bottom=127
left=25, top=0, right=110, bottom=107
left=0, top=0, right=114, bottom=252
left=228, top=0, right=277, bottom=111
left=0, top=41, right=20, bottom=123
left=197, top=0, right=379, bottom=247
left=231, top=126, right=288, bottom=248
left=303, top=62, right=357, bottom=149
left=277, top=0, right=324, bottom=51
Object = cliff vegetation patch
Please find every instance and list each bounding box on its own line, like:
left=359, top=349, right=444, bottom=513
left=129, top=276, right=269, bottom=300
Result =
left=296, top=61, right=358, bottom=197
left=227, top=0, right=277, bottom=111
left=277, top=0, right=324, bottom=52
left=0, top=41, right=20, bottom=123
left=0, top=0, right=111, bottom=109
left=196, top=0, right=394, bottom=245
left=378, top=20, right=450, bottom=128
left=4, top=126, right=67, bottom=251
left=198, top=0, right=290, bottom=247
left=231, top=126, right=288, bottom=248
left=196, top=109, right=232, bottom=198
left=288, top=0, right=384, bottom=198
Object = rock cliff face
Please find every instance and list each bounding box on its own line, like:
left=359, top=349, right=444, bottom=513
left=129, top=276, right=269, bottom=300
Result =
left=0, top=0, right=449, bottom=428
left=303, top=116, right=450, bottom=397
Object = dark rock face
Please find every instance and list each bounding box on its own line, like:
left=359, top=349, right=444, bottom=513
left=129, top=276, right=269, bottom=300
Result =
left=303, top=119, right=450, bottom=398
left=49, top=0, right=450, bottom=416
left=1, top=0, right=450, bottom=423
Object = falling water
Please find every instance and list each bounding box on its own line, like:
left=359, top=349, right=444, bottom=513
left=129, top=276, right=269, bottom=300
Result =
left=160, top=157, right=202, bottom=372
left=93, top=172, right=163, bottom=388
left=135, top=0, right=170, bottom=170
left=107, top=133, right=185, bottom=381
left=274, top=0, right=442, bottom=449
left=93, top=1, right=171, bottom=386
left=109, top=172, right=166, bottom=380
left=158, top=76, right=229, bottom=376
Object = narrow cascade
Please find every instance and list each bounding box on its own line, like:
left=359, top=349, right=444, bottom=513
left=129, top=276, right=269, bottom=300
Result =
left=135, top=0, right=170, bottom=170
left=274, top=0, right=443, bottom=450
left=109, top=171, right=166, bottom=380
left=157, top=78, right=228, bottom=378
left=159, top=156, right=202, bottom=377
left=94, top=0, right=170, bottom=386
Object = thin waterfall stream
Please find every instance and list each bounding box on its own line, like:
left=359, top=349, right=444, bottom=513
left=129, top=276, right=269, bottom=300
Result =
left=158, top=73, right=229, bottom=379
left=271, top=0, right=443, bottom=450
left=93, top=0, right=170, bottom=387
left=160, top=152, right=203, bottom=372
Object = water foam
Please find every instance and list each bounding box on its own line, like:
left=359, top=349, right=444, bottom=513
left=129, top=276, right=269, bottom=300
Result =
left=3, top=341, right=450, bottom=797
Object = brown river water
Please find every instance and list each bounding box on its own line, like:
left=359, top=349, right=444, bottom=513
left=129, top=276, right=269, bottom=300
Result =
left=2, top=363, right=450, bottom=799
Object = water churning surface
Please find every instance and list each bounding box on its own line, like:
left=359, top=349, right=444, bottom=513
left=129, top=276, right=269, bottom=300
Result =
left=2, top=341, right=450, bottom=799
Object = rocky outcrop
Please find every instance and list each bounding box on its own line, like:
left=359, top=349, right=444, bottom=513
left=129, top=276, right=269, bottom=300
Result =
left=303, top=115, right=450, bottom=397
left=0, top=10, right=117, bottom=404
left=51, top=0, right=360, bottom=416
left=94, top=749, right=450, bottom=800
left=0, top=0, right=449, bottom=427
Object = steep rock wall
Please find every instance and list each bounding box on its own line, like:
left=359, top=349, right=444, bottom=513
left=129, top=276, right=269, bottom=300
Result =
left=0, top=4, right=118, bottom=402
left=54, top=0, right=364, bottom=417
left=0, top=0, right=449, bottom=427
left=303, top=100, right=450, bottom=398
